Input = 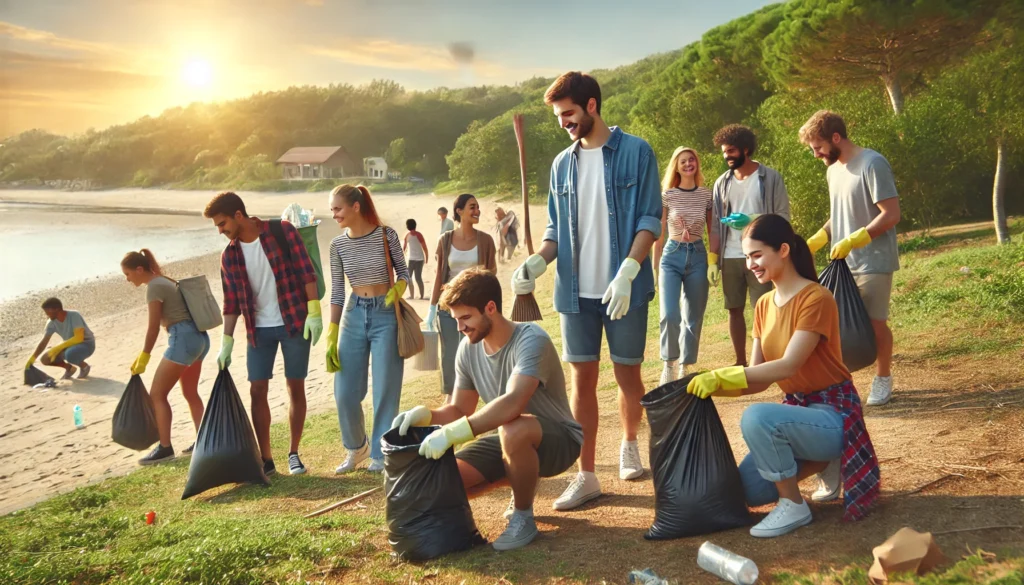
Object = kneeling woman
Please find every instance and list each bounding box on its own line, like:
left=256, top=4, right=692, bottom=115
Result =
left=686, top=214, right=880, bottom=538
left=121, top=250, right=208, bottom=465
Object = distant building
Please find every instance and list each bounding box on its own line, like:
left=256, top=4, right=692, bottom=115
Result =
left=363, top=157, right=388, bottom=180
left=276, top=146, right=357, bottom=180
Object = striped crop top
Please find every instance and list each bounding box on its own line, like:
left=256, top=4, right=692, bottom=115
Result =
left=663, top=186, right=713, bottom=241
left=329, top=225, right=409, bottom=308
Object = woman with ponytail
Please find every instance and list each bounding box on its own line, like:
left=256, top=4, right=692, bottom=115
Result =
left=121, top=249, right=208, bottom=465
left=326, top=184, right=410, bottom=473
left=684, top=214, right=880, bottom=538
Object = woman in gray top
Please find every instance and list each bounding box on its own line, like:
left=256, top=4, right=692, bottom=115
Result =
left=121, top=249, right=209, bottom=466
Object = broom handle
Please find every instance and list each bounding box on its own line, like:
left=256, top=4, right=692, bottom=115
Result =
left=304, top=487, right=381, bottom=518
left=513, top=114, right=534, bottom=255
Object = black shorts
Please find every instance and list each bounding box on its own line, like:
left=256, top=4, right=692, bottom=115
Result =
left=455, top=417, right=581, bottom=484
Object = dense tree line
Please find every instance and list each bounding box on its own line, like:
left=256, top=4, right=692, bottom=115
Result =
left=2, top=0, right=1022, bottom=236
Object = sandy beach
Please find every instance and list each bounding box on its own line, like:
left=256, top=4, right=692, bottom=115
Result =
left=0, top=187, right=536, bottom=514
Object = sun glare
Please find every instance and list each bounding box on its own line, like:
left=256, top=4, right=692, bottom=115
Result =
left=182, top=59, right=213, bottom=88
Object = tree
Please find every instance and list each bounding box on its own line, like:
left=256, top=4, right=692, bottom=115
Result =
left=764, top=0, right=992, bottom=115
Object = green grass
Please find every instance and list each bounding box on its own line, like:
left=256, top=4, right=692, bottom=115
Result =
left=3, top=219, right=1024, bottom=584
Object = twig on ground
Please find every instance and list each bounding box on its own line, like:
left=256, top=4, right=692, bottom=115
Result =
left=901, top=473, right=962, bottom=495
left=304, top=487, right=381, bottom=519
left=932, top=525, right=1023, bottom=536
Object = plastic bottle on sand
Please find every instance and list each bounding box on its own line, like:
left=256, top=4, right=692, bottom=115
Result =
left=697, top=541, right=758, bottom=585
left=73, top=405, right=84, bottom=429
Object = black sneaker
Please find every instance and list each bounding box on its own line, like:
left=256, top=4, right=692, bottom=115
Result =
left=182, top=443, right=195, bottom=455
left=139, top=444, right=175, bottom=466
left=263, top=459, right=277, bottom=476
left=288, top=452, right=306, bottom=475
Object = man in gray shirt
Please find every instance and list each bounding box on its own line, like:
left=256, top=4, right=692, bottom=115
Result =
left=391, top=268, right=582, bottom=552
left=25, top=297, right=96, bottom=380
left=800, top=110, right=901, bottom=410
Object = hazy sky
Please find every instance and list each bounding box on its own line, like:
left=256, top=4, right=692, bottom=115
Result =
left=0, top=0, right=777, bottom=138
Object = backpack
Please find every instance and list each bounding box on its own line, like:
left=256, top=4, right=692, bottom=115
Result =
left=177, top=275, right=223, bottom=332
left=269, top=219, right=326, bottom=300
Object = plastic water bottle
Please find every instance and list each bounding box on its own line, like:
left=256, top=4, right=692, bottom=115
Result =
left=627, top=568, right=669, bottom=585
left=697, top=542, right=758, bottom=585
left=73, top=405, right=84, bottom=429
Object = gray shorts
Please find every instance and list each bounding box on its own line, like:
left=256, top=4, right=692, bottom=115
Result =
left=455, top=417, right=582, bottom=484
left=853, top=272, right=893, bottom=321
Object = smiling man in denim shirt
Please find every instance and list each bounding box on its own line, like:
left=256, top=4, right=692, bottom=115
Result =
left=511, top=71, right=661, bottom=511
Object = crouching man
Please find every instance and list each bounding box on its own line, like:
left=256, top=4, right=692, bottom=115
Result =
left=392, top=267, right=582, bottom=551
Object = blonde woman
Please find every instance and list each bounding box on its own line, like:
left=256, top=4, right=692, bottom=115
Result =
left=654, top=147, right=713, bottom=385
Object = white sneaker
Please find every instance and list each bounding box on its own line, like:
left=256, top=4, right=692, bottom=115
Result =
left=492, top=511, right=538, bottom=551
left=366, top=458, right=385, bottom=473
left=503, top=492, right=516, bottom=520
left=750, top=497, right=813, bottom=538
left=619, top=440, right=644, bottom=480
left=659, top=361, right=678, bottom=386
left=866, top=376, right=893, bottom=406
left=811, top=459, right=841, bottom=502
left=552, top=472, right=602, bottom=511
left=335, top=441, right=369, bottom=474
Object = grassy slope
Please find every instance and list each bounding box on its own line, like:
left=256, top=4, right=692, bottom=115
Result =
left=2, top=219, right=1022, bottom=585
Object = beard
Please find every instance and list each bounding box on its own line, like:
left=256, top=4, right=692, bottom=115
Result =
left=568, top=112, right=595, bottom=140
left=824, top=145, right=841, bottom=165
left=726, top=151, right=746, bottom=168
left=465, top=314, right=493, bottom=344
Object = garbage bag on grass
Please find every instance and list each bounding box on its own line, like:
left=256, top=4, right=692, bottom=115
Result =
left=819, top=259, right=877, bottom=372
left=382, top=426, right=486, bottom=560
left=24, top=365, right=55, bottom=387
left=181, top=369, right=268, bottom=499
left=111, top=375, right=160, bottom=450
left=640, top=376, right=750, bottom=540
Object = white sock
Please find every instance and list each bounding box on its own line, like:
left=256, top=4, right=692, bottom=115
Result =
left=580, top=470, right=598, bottom=483
left=514, top=505, right=534, bottom=517
left=663, top=360, right=677, bottom=370
left=622, top=439, right=638, bottom=449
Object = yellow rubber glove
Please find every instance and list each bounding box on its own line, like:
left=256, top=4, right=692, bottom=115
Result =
left=304, top=300, right=323, bottom=345
left=830, top=227, right=872, bottom=260
left=707, top=252, right=721, bottom=286
left=47, top=329, right=85, bottom=361
left=326, top=322, right=341, bottom=374
left=385, top=280, right=407, bottom=307
left=687, top=366, right=748, bottom=399
left=130, top=351, right=150, bottom=376
left=25, top=355, right=36, bottom=370
left=807, top=229, right=829, bottom=255
left=419, top=416, right=475, bottom=459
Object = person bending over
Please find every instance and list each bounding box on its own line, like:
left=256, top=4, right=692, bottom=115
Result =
left=687, top=215, right=880, bottom=538
left=393, top=268, right=583, bottom=551
left=26, top=298, right=95, bottom=380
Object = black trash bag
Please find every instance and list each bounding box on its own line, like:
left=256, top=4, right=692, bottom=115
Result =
left=818, top=259, right=877, bottom=372
left=111, top=375, right=160, bottom=450
left=382, top=426, right=486, bottom=560
left=181, top=369, right=269, bottom=499
left=24, top=365, right=55, bottom=387
left=640, top=375, right=751, bottom=540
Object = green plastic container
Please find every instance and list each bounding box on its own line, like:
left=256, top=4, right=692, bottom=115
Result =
left=297, top=223, right=326, bottom=300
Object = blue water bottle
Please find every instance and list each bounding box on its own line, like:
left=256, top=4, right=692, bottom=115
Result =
left=73, top=405, right=84, bottom=429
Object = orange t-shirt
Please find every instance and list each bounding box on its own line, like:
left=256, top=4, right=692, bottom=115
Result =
left=752, top=283, right=851, bottom=395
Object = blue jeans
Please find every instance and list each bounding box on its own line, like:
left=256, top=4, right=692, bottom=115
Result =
left=738, top=403, right=844, bottom=506
left=62, top=340, right=96, bottom=366
left=437, top=308, right=460, bottom=395
left=334, top=294, right=405, bottom=461
left=658, top=240, right=709, bottom=364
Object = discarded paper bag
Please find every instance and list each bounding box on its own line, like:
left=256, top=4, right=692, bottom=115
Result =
left=869, top=527, right=946, bottom=583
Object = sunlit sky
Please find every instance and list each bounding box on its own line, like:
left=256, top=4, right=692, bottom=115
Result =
left=1, top=0, right=777, bottom=138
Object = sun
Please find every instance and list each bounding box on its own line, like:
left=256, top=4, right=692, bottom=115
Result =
left=182, top=59, right=213, bottom=88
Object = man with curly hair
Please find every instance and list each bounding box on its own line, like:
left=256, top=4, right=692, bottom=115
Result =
left=709, top=124, right=790, bottom=367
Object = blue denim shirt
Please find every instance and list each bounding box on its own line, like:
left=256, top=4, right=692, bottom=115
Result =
left=542, top=127, right=662, bottom=314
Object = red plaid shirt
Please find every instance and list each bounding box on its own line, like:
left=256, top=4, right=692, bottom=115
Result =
left=783, top=380, right=880, bottom=522
left=220, top=218, right=316, bottom=347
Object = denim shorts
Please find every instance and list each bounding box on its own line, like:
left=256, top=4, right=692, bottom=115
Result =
left=560, top=297, right=649, bottom=365
left=164, top=320, right=210, bottom=366
left=246, top=326, right=311, bottom=381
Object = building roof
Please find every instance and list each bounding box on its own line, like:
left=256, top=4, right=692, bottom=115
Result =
left=276, top=146, right=346, bottom=165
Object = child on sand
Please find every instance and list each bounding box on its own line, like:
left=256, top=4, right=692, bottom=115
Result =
left=25, top=298, right=95, bottom=380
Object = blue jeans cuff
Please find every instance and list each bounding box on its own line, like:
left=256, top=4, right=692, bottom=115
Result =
left=757, top=464, right=799, bottom=483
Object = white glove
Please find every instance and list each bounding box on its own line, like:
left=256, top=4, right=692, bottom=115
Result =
left=425, top=305, right=438, bottom=332
left=602, top=258, right=641, bottom=320
left=391, top=405, right=432, bottom=436
left=511, top=254, right=548, bottom=295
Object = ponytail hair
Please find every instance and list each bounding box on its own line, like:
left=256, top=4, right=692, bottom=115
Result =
left=742, top=215, right=817, bottom=282
left=331, top=184, right=382, bottom=226
left=120, top=248, right=162, bottom=276
left=452, top=193, right=475, bottom=223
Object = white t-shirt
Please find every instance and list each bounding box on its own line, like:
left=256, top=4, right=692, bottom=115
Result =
left=576, top=146, right=612, bottom=298
left=723, top=172, right=762, bottom=259
left=448, top=246, right=478, bottom=277
left=240, top=238, right=285, bottom=328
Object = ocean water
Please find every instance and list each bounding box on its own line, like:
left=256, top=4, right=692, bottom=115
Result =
left=0, top=201, right=226, bottom=301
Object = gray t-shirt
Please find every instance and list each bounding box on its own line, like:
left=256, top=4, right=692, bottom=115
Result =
left=828, top=148, right=900, bottom=274
left=454, top=323, right=583, bottom=444
left=441, top=217, right=455, bottom=233
left=146, top=276, right=192, bottom=328
left=45, top=310, right=95, bottom=342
